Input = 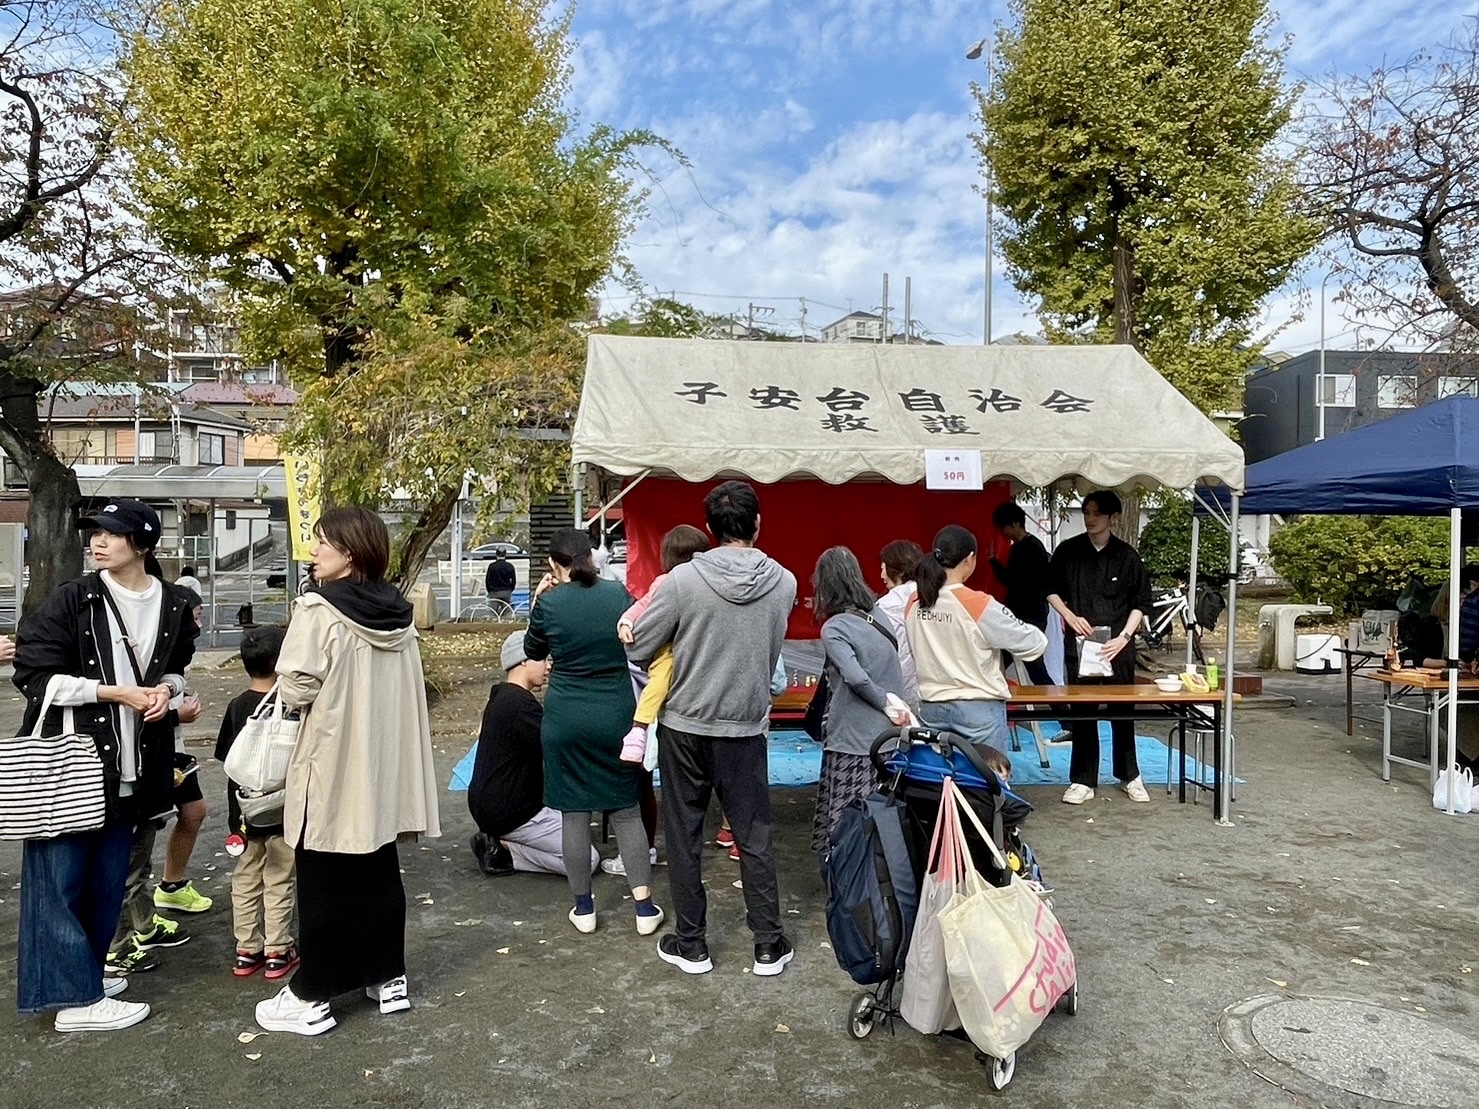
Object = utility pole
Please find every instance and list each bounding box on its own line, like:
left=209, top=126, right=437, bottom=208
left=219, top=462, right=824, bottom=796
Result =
left=746, top=302, right=775, bottom=339
left=880, top=273, right=889, bottom=344
left=903, top=277, right=912, bottom=345
left=799, top=298, right=808, bottom=342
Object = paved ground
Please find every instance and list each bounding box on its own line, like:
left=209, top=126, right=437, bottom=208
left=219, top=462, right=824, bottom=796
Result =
left=0, top=653, right=1476, bottom=1109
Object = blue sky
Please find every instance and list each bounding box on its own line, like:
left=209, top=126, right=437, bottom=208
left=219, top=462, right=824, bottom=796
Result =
left=566, top=0, right=1475, bottom=354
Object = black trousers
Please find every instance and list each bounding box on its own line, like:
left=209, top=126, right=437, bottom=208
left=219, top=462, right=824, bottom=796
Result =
left=656, top=725, right=782, bottom=956
left=292, top=841, right=405, bottom=1001
left=1064, top=641, right=1140, bottom=788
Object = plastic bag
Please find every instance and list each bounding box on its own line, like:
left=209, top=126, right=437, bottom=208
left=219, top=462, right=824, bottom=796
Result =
left=1433, top=767, right=1474, bottom=814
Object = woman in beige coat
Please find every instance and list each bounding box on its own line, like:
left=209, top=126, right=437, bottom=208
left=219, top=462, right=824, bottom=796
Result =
left=254, top=508, right=440, bottom=1037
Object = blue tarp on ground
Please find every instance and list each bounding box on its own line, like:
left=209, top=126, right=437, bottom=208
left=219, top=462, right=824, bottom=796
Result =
left=448, top=724, right=1223, bottom=791
left=1199, top=395, right=1479, bottom=516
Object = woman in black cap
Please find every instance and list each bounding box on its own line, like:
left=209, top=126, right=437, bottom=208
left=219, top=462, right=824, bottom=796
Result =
left=11, top=498, right=198, bottom=1032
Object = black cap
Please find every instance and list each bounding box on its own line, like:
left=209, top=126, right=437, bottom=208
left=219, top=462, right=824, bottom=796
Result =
left=81, top=499, right=162, bottom=550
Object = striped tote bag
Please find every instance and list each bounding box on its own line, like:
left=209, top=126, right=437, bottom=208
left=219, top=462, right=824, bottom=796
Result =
left=0, top=684, right=106, bottom=841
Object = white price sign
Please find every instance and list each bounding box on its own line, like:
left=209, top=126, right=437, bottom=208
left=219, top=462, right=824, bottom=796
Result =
left=924, top=449, right=983, bottom=491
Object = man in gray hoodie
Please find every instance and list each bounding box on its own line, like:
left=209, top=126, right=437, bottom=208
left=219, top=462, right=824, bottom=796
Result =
left=628, top=480, right=797, bottom=977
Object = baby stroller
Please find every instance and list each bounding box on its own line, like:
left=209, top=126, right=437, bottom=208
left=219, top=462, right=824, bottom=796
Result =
left=842, top=726, right=1078, bottom=1092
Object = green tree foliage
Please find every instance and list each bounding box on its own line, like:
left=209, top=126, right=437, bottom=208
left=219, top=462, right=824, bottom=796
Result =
left=1136, top=496, right=1229, bottom=587
left=1267, top=515, right=1452, bottom=617
left=601, top=297, right=728, bottom=338
left=977, top=0, right=1321, bottom=416
left=123, top=0, right=662, bottom=583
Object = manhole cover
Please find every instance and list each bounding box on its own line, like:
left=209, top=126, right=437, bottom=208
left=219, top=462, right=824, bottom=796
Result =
left=1221, top=995, right=1479, bottom=1107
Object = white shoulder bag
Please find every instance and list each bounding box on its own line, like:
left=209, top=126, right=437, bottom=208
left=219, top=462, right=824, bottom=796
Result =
left=222, top=683, right=301, bottom=795
left=0, top=680, right=107, bottom=841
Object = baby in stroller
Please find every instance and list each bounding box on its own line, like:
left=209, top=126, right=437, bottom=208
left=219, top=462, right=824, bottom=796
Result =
left=976, top=745, right=1052, bottom=896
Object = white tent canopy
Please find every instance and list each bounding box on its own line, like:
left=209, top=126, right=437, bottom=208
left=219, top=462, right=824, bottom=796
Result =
left=573, top=335, right=1244, bottom=492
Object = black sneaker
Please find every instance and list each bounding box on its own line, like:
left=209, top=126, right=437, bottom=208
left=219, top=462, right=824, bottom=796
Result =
left=105, top=943, right=162, bottom=977
left=656, top=934, right=713, bottom=975
left=470, top=832, right=516, bottom=877
left=134, top=914, right=191, bottom=950
left=753, top=937, right=794, bottom=977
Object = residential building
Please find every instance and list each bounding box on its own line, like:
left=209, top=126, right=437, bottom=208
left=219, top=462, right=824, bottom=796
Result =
left=1240, top=350, right=1478, bottom=464
left=821, top=311, right=889, bottom=343
left=179, top=382, right=298, bottom=463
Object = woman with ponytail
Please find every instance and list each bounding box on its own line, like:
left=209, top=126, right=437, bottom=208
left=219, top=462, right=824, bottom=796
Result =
left=904, top=525, right=1049, bottom=748
left=525, top=529, right=663, bottom=938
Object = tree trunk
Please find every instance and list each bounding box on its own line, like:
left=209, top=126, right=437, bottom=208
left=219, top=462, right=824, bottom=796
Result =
left=1109, top=221, right=1144, bottom=544
left=391, top=483, right=460, bottom=594
left=0, top=371, right=84, bottom=617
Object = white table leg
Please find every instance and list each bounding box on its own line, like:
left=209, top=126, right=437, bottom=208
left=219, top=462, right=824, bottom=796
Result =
left=1382, top=681, right=1393, bottom=782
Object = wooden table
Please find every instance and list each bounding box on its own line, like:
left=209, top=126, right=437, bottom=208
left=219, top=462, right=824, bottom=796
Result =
left=1359, top=668, right=1479, bottom=785
left=1007, top=683, right=1240, bottom=819
left=1338, top=643, right=1386, bottom=735
left=770, top=687, right=814, bottom=728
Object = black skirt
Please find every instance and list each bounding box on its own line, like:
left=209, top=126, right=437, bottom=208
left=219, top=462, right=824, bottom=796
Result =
left=292, top=842, right=405, bottom=1001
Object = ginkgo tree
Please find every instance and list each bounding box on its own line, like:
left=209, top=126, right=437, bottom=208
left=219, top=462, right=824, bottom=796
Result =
left=124, top=0, right=663, bottom=585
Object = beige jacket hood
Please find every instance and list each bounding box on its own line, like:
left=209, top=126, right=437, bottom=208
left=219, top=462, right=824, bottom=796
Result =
left=277, top=591, right=442, bottom=854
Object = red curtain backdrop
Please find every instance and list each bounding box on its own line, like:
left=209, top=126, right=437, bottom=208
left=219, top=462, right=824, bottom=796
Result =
left=621, top=477, right=1016, bottom=639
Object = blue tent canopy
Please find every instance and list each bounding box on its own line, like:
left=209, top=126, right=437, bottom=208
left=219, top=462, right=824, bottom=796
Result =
left=1200, top=395, right=1479, bottom=516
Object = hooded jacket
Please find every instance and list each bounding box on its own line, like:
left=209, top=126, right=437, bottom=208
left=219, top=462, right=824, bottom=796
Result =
left=276, top=583, right=441, bottom=853
left=628, top=545, right=796, bottom=738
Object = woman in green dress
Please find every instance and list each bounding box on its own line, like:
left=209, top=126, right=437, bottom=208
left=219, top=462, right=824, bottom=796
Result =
left=524, top=528, right=664, bottom=937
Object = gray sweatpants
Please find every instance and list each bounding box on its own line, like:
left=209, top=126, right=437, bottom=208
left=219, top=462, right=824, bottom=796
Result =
left=503, top=806, right=599, bottom=876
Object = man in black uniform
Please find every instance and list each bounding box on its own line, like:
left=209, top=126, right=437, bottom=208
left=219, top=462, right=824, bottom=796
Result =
left=1047, top=490, right=1152, bottom=805
left=989, top=501, right=1053, bottom=686
left=484, top=548, right=516, bottom=606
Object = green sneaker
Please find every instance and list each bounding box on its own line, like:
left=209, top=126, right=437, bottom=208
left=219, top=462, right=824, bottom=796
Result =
left=153, top=881, right=213, bottom=914
left=105, top=943, right=162, bottom=977
left=134, top=914, right=192, bottom=951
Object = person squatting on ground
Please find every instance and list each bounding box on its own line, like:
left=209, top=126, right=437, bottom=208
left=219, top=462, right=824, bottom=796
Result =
left=906, top=525, right=1048, bottom=749
left=253, top=507, right=441, bottom=1037
left=628, top=480, right=798, bottom=977
left=524, top=528, right=663, bottom=938
left=468, top=630, right=600, bottom=879
left=989, top=501, right=1055, bottom=687
left=811, top=546, right=912, bottom=855
left=1046, top=490, right=1153, bottom=805
left=12, top=498, right=198, bottom=1032
left=875, top=539, right=924, bottom=707
left=215, top=624, right=299, bottom=981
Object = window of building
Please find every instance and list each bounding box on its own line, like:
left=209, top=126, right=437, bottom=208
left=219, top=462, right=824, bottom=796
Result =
left=199, top=433, right=224, bottom=465
left=225, top=509, right=237, bottom=531
left=1377, top=376, right=1417, bottom=409
left=1439, top=376, right=1478, bottom=398
left=1319, top=373, right=1356, bottom=407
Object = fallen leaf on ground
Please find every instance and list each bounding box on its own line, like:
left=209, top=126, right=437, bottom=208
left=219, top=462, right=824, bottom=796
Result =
left=1350, top=958, right=1371, bottom=966
left=454, top=991, right=466, bottom=997
left=1266, top=907, right=1277, bottom=913
left=1204, top=899, right=1217, bottom=905
left=1340, top=926, right=1361, bottom=932
left=732, top=880, right=743, bottom=889
left=496, top=947, right=511, bottom=955
left=587, top=1006, right=605, bottom=1014
left=819, top=942, right=831, bottom=950
left=1085, top=818, right=1094, bottom=824
left=787, top=909, right=800, bottom=915
left=237, top=1032, right=265, bottom=1044
left=453, top=918, right=482, bottom=927
left=1415, top=1005, right=1427, bottom=1012
left=1463, top=966, right=1474, bottom=974
left=647, top=1052, right=657, bottom=1065
left=364, top=1070, right=374, bottom=1077
left=1161, top=978, right=1174, bottom=985
left=513, top=921, right=525, bottom=926
left=774, top=1024, right=790, bottom=1033
left=421, top=899, right=435, bottom=906
left=538, top=940, right=548, bottom=945
left=1265, top=978, right=1288, bottom=988
left=245, top=1053, right=262, bottom=1061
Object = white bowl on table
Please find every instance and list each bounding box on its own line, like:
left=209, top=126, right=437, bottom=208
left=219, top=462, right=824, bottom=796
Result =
left=1154, top=676, right=1183, bottom=693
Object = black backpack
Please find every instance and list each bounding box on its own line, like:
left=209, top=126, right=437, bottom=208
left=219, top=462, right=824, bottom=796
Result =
left=823, top=792, right=918, bottom=985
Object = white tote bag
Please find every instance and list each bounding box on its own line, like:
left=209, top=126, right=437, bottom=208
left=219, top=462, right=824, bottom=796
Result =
left=1433, top=767, right=1475, bottom=814
left=900, top=781, right=965, bottom=1035
left=0, top=681, right=106, bottom=841
left=222, top=683, right=300, bottom=794
left=937, top=778, right=1076, bottom=1059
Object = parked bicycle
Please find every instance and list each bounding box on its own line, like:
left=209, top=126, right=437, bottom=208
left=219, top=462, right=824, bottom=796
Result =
left=1139, top=580, right=1224, bottom=665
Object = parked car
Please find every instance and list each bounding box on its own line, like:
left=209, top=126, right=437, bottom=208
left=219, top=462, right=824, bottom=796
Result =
left=609, top=540, right=628, bottom=563
left=467, top=542, right=529, bottom=559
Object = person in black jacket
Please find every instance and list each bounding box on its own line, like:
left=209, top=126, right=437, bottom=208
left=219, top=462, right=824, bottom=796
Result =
left=12, top=498, right=198, bottom=1032
left=484, top=550, right=516, bottom=606
left=990, top=501, right=1053, bottom=686
left=469, top=631, right=598, bottom=877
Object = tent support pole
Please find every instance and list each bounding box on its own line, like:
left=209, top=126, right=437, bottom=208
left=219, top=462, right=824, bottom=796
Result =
left=1217, top=493, right=1239, bottom=825
left=572, top=463, right=586, bottom=527
left=1444, top=507, right=1462, bottom=815
left=1186, top=512, right=1200, bottom=672
left=591, top=469, right=652, bottom=518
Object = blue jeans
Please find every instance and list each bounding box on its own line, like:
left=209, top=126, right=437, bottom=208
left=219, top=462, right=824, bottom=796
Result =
left=920, top=699, right=1012, bottom=749
left=17, top=821, right=132, bottom=1014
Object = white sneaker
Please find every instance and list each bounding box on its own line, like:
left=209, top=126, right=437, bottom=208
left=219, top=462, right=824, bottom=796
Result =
left=255, top=985, right=336, bottom=1036
left=600, top=856, right=627, bottom=877
left=55, top=997, right=149, bottom=1032
left=1062, top=783, right=1095, bottom=805
left=365, top=976, right=410, bottom=1015
left=103, top=977, right=129, bottom=999
left=569, top=903, right=597, bottom=934
left=1121, top=776, right=1150, bottom=803
left=649, top=846, right=659, bottom=865
left=635, top=904, right=665, bottom=936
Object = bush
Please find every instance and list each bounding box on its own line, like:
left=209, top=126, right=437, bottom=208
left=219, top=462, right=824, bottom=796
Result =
left=1137, top=496, right=1230, bottom=587
left=1266, top=515, right=1452, bottom=617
